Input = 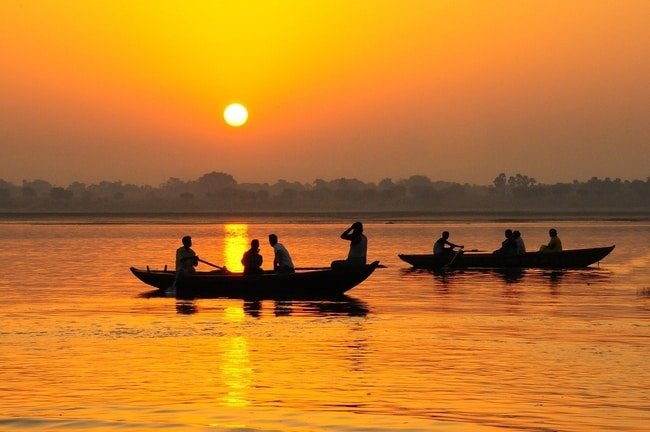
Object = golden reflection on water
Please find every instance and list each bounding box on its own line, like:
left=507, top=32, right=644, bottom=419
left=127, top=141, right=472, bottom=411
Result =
left=220, top=296, right=250, bottom=407
left=220, top=336, right=252, bottom=407
left=611, top=251, right=650, bottom=274
left=223, top=224, right=248, bottom=272
left=2, top=221, right=648, bottom=431
left=224, top=305, right=245, bottom=322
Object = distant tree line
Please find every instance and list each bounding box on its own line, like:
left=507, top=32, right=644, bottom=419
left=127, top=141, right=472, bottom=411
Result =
left=0, top=172, right=648, bottom=212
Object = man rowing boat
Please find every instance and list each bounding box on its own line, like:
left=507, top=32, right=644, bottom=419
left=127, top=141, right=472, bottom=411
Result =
left=175, top=235, right=198, bottom=275
left=433, top=231, right=463, bottom=255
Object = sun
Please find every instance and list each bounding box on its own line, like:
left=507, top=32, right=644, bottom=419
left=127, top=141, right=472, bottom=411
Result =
left=223, top=103, right=248, bottom=127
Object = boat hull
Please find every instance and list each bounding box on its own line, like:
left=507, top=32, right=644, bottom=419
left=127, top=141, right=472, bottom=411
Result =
left=398, top=246, right=614, bottom=269
left=130, top=261, right=380, bottom=299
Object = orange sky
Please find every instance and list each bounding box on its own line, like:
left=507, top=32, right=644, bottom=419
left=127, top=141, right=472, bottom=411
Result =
left=1, top=0, right=648, bottom=186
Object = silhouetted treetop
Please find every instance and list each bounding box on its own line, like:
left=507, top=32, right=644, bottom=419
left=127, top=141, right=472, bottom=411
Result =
left=0, top=172, right=648, bottom=212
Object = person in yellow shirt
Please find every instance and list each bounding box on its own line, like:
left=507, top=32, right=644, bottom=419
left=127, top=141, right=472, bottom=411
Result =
left=539, top=229, right=562, bottom=253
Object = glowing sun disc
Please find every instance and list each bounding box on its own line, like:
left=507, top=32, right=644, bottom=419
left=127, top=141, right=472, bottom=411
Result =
left=224, top=103, right=248, bottom=127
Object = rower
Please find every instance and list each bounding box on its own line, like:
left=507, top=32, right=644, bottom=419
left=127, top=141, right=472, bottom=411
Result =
left=176, top=235, right=198, bottom=275
left=433, top=231, right=463, bottom=255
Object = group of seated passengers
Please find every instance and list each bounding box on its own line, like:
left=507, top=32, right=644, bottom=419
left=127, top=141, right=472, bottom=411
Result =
left=493, top=229, right=526, bottom=255
left=493, top=228, right=563, bottom=255
left=241, top=234, right=296, bottom=275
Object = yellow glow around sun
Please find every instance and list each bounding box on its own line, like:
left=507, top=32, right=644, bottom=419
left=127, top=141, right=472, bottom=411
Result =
left=224, top=103, right=248, bottom=127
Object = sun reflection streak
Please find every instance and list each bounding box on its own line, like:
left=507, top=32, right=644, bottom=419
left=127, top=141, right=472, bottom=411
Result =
left=224, top=305, right=245, bottom=322
left=220, top=336, right=252, bottom=407
left=218, top=289, right=250, bottom=407
left=223, top=224, right=248, bottom=272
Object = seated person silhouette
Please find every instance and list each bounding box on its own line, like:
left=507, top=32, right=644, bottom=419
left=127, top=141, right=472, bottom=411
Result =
left=539, top=228, right=562, bottom=253
left=331, top=222, right=367, bottom=269
left=241, top=239, right=264, bottom=274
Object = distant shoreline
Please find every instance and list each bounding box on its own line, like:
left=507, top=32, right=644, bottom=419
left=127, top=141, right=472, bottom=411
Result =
left=1, top=210, right=649, bottom=224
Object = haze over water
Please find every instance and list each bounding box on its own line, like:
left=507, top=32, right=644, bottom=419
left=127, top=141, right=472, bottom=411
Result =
left=1, top=215, right=649, bottom=431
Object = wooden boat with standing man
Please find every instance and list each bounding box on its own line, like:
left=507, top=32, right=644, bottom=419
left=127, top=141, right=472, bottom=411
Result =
left=130, top=261, right=382, bottom=299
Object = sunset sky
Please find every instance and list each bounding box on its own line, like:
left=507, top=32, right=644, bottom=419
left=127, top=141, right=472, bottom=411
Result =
left=1, top=0, right=648, bottom=186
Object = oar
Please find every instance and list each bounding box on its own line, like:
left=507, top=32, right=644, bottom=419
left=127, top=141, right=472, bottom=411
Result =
left=198, top=258, right=228, bottom=271
left=444, top=247, right=464, bottom=268
left=168, top=258, right=227, bottom=290
left=169, top=272, right=179, bottom=290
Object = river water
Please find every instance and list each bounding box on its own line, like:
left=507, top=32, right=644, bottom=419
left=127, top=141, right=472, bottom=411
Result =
left=1, top=215, right=649, bottom=431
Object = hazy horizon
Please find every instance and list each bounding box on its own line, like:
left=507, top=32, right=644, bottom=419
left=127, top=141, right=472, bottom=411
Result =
left=2, top=1, right=649, bottom=186
left=3, top=171, right=650, bottom=189
left=3, top=171, right=648, bottom=215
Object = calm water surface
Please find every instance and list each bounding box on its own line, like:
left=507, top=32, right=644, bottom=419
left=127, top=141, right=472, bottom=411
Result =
left=1, top=217, right=649, bottom=431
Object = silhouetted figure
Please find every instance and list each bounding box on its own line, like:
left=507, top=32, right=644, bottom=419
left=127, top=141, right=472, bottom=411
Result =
left=539, top=228, right=563, bottom=253
left=433, top=231, right=463, bottom=255
left=269, top=233, right=295, bottom=273
left=175, top=235, right=198, bottom=275
left=513, top=230, right=526, bottom=255
left=331, top=222, right=367, bottom=269
left=241, top=239, right=264, bottom=274
left=494, top=229, right=517, bottom=255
